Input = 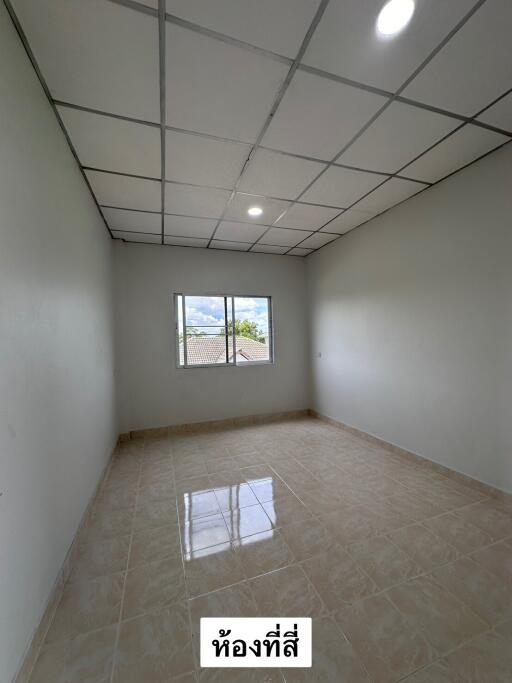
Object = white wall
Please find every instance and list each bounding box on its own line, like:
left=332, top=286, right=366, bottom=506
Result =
left=114, top=243, right=308, bottom=432
left=0, top=6, right=117, bottom=681
left=307, top=143, right=512, bottom=494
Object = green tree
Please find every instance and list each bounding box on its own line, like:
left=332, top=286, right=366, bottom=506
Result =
left=227, top=319, right=266, bottom=343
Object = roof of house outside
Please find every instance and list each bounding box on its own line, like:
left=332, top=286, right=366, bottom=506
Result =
left=179, top=335, right=269, bottom=365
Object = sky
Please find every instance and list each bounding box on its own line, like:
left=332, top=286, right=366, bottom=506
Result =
left=182, top=296, right=269, bottom=336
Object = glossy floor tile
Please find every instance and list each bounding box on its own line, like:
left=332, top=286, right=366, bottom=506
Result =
left=335, top=594, right=436, bottom=682
left=28, top=417, right=512, bottom=682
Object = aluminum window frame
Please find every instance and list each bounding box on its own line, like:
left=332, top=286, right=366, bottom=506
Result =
left=174, top=293, right=274, bottom=369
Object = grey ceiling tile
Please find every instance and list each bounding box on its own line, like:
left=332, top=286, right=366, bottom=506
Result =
left=103, top=207, right=161, bottom=233
left=165, top=131, right=249, bottom=189
left=165, top=0, right=321, bottom=58
left=166, top=23, right=288, bottom=141
left=225, top=194, right=290, bottom=224
left=321, top=209, right=375, bottom=234
left=164, top=236, right=210, bottom=248
left=251, top=244, right=290, bottom=254
left=303, top=0, right=475, bottom=92
left=165, top=184, right=231, bottom=218
left=477, top=93, right=512, bottom=133
left=402, top=0, right=512, bottom=115
left=338, top=101, right=460, bottom=174
left=215, top=221, right=267, bottom=243
left=274, top=203, right=340, bottom=230
left=86, top=170, right=161, bottom=212
left=287, top=247, right=314, bottom=256
left=297, top=232, right=338, bottom=249
left=57, top=106, right=161, bottom=178
left=210, top=240, right=250, bottom=251
left=113, top=231, right=161, bottom=244
left=258, top=227, right=311, bottom=247
left=262, top=69, right=387, bottom=160
left=354, top=177, right=424, bottom=213
left=238, top=149, right=325, bottom=200
left=301, top=166, right=387, bottom=207
left=164, top=215, right=217, bottom=238
left=402, top=125, right=509, bottom=183
left=13, top=0, right=160, bottom=121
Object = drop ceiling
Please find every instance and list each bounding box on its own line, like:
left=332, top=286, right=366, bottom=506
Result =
left=7, top=0, right=511, bottom=256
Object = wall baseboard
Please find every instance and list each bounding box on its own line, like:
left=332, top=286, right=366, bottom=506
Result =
left=14, top=445, right=118, bottom=683
left=119, top=409, right=309, bottom=441
left=309, top=409, right=512, bottom=504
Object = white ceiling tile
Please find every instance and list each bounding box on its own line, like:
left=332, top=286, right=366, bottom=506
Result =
left=165, top=0, right=321, bottom=58
left=57, top=107, right=161, bottom=177
left=251, top=245, right=290, bottom=254
left=165, top=236, right=210, bottom=248
left=165, top=184, right=231, bottom=218
left=139, top=0, right=158, bottom=7
left=113, top=231, right=161, bottom=244
left=215, top=221, right=267, bottom=243
left=354, top=178, right=424, bottom=213
left=321, top=209, right=375, bottom=234
left=301, top=166, right=387, bottom=207
left=287, top=247, right=314, bottom=256
left=12, top=0, right=160, bottom=121
left=303, top=0, right=474, bottom=92
left=275, top=203, right=340, bottom=230
left=166, top=131, right=249, bottom=189
left=297, top=232, right=338, bottom=249
left=403, top=0, right=512, bottom=116
left=262, top=70, right=387, bottom=160
left=103, top=207, right=161, bottom=233
left=338, top=102, right=460, bottom=174
left=225, top=194, right=290, bottom=224
left=402, top=125, right=509, bottom=183
left=238, top=149, right=325, bottom=200
left=477, top=93, right=512, bottom=132
left=166, top=24, right=287, bottom=142
left=164, top=215, right=217, bottom=238
left=259, top=227, right=311, bottom=247
left=86, top=170, right=161, bottom=212
left=210, top=241, right=250, bottom=251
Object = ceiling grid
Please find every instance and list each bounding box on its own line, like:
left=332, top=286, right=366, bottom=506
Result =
left=157, top=0, right=166, bottom=244
left=4, top=0, right=511, bottom=256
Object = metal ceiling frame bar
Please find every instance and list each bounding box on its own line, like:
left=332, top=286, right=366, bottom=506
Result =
left=9, top=0, right=509, bottom=257
left=315, top=85, right=512, bottom=242
left=99, top=1, right=509, bottom=256
left=104, top=0, right=512, bottom=140
left=111, top=228, right=316, bottom=250
left=206, top=0, right=332, bottom=249
left=83, top=165, right=429, bottom=207
left=158, top=0, right=166, bottom=244
left=2, top=0, right=113, bottom=240
left=114, top=231, right=306, bottom=258
left=282, top=0, right=492, bottom=253
left=100, top=204, right=343, bottom=233
left=75, top=129, right=432, bottom=187
left=53, top=86, right=512, bottom=146
left=310, top=136, right=511, bottom=258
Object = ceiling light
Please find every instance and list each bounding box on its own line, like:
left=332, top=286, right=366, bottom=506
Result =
left=376, top=0, right=415, bottom=37
left=248, top=206, right=263, bottom=217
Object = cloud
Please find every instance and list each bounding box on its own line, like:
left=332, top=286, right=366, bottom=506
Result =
left=183, top=296, right=270, bottom=334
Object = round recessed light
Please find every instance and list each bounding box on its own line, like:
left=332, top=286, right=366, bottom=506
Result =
left=376, top=0, right=415, bottom=37
left=248, top=206, right=263, bottom=217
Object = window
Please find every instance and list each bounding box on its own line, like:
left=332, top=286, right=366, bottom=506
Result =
left=175, top=294, right=273, bottom=368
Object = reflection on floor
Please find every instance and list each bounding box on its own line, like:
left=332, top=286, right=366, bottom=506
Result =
left=29, top=416, right=512, bottom=682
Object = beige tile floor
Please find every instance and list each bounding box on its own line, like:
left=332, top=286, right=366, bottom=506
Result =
left=29, top=417, right=512, bottom=682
